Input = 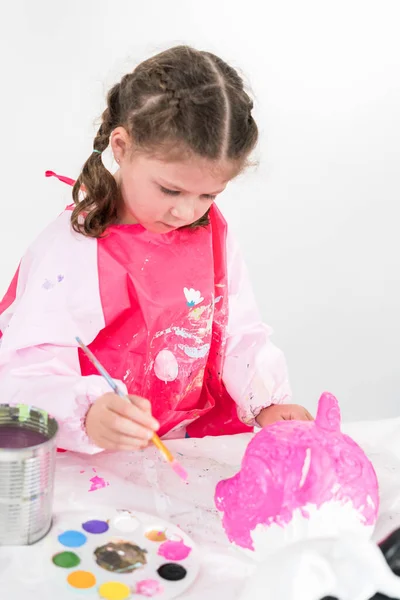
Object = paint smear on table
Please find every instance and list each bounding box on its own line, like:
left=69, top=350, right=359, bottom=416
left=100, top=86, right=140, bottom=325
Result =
left=80, top=467, right=110, bottom=492
left=89, top=475, right=110, bottom=492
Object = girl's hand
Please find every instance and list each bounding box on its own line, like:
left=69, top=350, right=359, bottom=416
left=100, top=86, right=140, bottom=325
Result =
left=85, top=393, right=159, bottom=451
left=256, top=403, right=313, bottom=428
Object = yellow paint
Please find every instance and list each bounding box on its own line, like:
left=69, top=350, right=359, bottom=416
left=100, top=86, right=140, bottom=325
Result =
left=67, top=570, right=96, bottom=589
left=98, top=581, right=131, bottom=600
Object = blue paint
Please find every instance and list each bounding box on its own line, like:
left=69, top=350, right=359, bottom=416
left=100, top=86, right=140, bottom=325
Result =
left=58, top=530, right=87, bottom=548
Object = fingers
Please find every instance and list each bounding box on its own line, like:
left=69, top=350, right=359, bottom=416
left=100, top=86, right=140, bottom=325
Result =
left=96, top=428, right=150, bottom=451
left=129, top=395, right=152, bottom=413
left=105, top=410, right=155, bottom=441
left=107, top=395, right=159, bottom=432
left=305, top=409, right=314, bottom=421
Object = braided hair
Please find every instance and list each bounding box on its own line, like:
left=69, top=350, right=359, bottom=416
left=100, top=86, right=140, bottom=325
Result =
left=72, top=45, right=258, bottom=237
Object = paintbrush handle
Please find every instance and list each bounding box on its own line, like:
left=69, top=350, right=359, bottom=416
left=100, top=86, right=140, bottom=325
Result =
left=151, top=433, right=174, bottom=463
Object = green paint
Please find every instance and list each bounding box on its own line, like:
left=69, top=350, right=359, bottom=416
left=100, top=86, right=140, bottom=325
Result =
left=39, top=408, right=48, bottom=429
left=52, top=551, right=81, bottom=568
left=17, top=404, right=30, bottom=422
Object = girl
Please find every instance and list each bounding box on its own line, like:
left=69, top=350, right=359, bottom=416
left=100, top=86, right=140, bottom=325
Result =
left=0, top=46, right=312, bottom=454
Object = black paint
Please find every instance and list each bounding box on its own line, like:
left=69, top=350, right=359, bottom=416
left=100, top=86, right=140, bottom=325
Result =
left=157, top=563, right=187, bottom=581
left=379, top=528, right=400, bottom=577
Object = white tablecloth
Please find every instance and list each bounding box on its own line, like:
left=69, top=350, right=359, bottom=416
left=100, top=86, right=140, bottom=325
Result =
left=2, top=417, right=400, bottom=599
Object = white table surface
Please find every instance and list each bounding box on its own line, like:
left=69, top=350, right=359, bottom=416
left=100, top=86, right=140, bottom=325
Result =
left=2, top=417, right=400, bottom=599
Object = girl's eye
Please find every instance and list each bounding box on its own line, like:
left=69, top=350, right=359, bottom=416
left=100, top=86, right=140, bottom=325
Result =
left=161, top=186, right=180, bottom=196
left=160, top=186, right=216, bottom=201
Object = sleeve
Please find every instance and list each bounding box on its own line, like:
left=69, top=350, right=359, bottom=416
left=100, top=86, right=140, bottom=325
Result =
left=0, top=212, right=127, bottom=454
left=222, top=229, right=292, bottom=426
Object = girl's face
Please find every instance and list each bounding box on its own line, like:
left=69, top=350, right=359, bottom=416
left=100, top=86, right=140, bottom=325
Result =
left=111, top=129, right=235, bottom=234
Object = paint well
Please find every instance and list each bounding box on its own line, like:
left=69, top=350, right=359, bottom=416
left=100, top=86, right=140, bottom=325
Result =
left=82, top=519, right=109, bottom=534
left=136, top=579, right=163, bottom=597
left=158, top=539, right=192, bottom=561
left=98, top=581, right=131, bottom=600
left=67, top=570, right=96, bottom=589
left=58, top=530, right=87, bottom=548
left=157, top=563, right=187, bottom=581
left=145, top=529, right=167, bottom=542
left=114, top=514, right=139, bottom=533
left=95, top=541, right=147, bottom=573
left=52, top=551, right=80, bottom=568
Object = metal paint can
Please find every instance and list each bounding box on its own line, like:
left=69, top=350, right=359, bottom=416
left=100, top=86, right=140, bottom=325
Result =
left=0, top=404, right=58, bottom=545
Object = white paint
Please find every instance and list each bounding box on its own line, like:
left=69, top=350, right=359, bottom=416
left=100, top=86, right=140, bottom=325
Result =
left=154, top=349, right=179, bottom=382
left=113, top=513, right=139, bottom=533
left=2, top=1, right=399, bottom=420
left=183, top=288, right=204, bottom=307
left=299, top=448, right=311, bottom=488
left=178, top=343, right=210, bottom=359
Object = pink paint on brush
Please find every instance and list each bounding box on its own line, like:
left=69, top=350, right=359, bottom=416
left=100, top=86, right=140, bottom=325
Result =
left=171, top=460, right=188, bottom=481
left=215, top=392, right=379, bottom=550
left=88, top=475, right=109, bottom=492
left=158, top=539, right=192, bottom=560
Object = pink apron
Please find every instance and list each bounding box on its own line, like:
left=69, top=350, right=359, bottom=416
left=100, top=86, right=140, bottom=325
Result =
left=0, top=172, right=252, bottom=438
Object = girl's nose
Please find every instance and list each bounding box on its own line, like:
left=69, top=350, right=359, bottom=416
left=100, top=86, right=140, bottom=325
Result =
left=170, top=197, right=196, bottom=223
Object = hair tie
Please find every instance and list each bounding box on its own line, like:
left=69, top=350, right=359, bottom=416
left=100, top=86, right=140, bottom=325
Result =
left=93, top=149, right=102, bottom=155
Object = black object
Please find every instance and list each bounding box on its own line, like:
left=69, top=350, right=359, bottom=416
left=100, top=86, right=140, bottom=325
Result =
left=319, top=596, right=399, bottom=600
left=379, top=528, right=400, bottom=577
left=318, top=593, right=400, bottom=599
left=369, top=594, right=399, bottom=599
left=157, top=563, right=187, bottom=581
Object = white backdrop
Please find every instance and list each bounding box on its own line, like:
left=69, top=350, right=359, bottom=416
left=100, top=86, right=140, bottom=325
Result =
left=1, top=0, right=399, bottom=420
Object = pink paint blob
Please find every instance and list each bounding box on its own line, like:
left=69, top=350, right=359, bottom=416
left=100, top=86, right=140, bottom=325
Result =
left=88, top=475, right=109, bottom=492
left=136, top=579, right=163, bottom=597
left=215, top=392, right=379, bottom=550
left=158, top=539, right=192, bottom=560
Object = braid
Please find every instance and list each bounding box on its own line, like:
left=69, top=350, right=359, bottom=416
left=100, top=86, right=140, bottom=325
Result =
left=71, top=45, right=258, bottom=238
left=71, top=84, right=121, bottom=236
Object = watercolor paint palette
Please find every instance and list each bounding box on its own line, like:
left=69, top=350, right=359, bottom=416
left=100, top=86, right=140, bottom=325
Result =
left=35, top=508, right=200, bottom=599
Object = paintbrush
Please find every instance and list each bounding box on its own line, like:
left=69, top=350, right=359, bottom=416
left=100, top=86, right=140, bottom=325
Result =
left=75, top=337, right=188, bottom=481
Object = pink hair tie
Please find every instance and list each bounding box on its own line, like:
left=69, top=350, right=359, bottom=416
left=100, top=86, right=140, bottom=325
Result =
left=45, top=171, right=76, bottom=187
